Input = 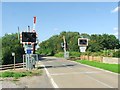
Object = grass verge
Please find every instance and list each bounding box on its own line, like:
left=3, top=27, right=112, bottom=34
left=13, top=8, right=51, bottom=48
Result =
left=76, top=60, right=120, bottom=74
left=0, top=69, right=42, bottom=79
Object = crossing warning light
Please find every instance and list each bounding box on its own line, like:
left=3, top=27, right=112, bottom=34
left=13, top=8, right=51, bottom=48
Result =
left=78, top=38, right=88, bottom=46
left=22, top=32, right=36, bottom=42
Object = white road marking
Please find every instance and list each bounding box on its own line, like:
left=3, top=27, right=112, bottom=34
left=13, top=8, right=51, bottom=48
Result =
left=86, top=75, right=113, bottom=88
left=67, top=60, right=117, bottom=88
left=51, top=71, right=101, bottom=76
left=39, top=58, right=117, bottom=88
left=60, top=59, right=116, bottom=88
left=40, top=62, right=59, bottom=88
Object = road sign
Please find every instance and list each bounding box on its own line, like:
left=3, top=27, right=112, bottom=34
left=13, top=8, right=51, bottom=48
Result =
left=78, top=38, right=88, bottom=46
left=78, top=38, right=88, bottom=52
left=12, top=52, right=15, bottom=56
left=22, top=32, right=36, bottom=42
left=26, top=49, right=32, bottom=54
left=79, top=46, right=87, bottom=52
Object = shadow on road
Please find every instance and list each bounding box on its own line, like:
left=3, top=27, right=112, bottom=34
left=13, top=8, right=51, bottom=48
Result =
left=38, top=64, right=77, bottom=69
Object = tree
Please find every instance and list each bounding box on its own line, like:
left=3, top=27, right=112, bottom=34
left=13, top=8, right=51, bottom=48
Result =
left=37, top=31, right=81, bottom=55
left=2, top=33, right=24, bottom=65
left=87, top=34, right=103, bottom=52
left=37, top=32, right=120, bottom=54
left=87, top=34, right=120, bottom=52
left=101, top=34, right=119, bottom=49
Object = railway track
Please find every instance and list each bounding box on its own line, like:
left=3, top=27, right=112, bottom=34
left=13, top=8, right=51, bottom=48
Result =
left=0, top=63, right=26, bottom=70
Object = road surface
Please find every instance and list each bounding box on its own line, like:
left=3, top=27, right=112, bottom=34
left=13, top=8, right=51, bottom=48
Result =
left=39, top=57, right=118, bottom=88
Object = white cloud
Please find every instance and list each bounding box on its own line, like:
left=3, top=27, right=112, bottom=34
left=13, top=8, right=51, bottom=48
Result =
left=111, top=6, right=120, bottom=13
left=113, top=27, right=118, bottom=31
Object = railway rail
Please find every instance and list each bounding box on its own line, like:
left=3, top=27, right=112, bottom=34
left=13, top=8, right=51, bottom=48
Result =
left=0, top=63, right=26, bottom=70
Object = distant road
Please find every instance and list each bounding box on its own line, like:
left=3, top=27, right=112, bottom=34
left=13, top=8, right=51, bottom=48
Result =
left=39, top=57, right=118, bottom=88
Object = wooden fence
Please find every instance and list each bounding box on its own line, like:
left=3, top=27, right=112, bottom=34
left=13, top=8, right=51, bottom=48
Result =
left=0, top=63, right=26, bottom=70
left=80, top=55, right=103, bottom=62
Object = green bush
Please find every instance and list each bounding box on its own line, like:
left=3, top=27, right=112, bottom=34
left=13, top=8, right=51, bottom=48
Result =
left=0, top=70, right=41, bottom=79
left=113, top=50, right=120, bottom=58
left=13, top=72, right=23, bottom=79
left=69, top=52, right=81, bottom=57
left=2, top=71, right=14, bottom=77
left=54, top=52, right=64, bottom=57
left=81, top=50, right=116, bottom=57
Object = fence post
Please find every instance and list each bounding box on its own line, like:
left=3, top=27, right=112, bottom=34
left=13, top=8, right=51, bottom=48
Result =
left=23, top=55, right=25, bottom=69
left=91, top=56, right=93, bottom=61
left=87, top=55, right=89, bottom=60
left=101, top=56, right=103, bottom=62
left=13, top=55, right=16, bottom=70
left=92, top=55, right=93, bottom=61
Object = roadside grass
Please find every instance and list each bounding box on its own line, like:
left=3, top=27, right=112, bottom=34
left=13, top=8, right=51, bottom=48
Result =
left=0, top=69, right=42, bottom=79
left=76, top=60, right=120, bottom=73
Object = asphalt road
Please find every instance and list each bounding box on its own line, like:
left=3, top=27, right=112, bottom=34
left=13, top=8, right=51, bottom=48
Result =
left=39, top=57, right=118, bottom=88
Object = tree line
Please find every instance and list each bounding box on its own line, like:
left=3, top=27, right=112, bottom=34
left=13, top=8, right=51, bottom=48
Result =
left=0, top=31, right=120, bottom=65
left=37, top=31, right=120, bottom=55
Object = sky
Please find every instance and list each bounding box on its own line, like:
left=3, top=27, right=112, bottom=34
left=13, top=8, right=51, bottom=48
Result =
left=2, top=2, right=119, bottom=42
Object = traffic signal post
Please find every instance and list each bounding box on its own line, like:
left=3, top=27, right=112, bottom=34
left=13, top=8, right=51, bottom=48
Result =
left=19, top=16, right=38, bottom=70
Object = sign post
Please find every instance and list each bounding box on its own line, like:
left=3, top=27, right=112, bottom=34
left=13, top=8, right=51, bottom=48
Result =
left=19, top=16, right=39, bottom=70
left=12, top=52, right=15, bottom=70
